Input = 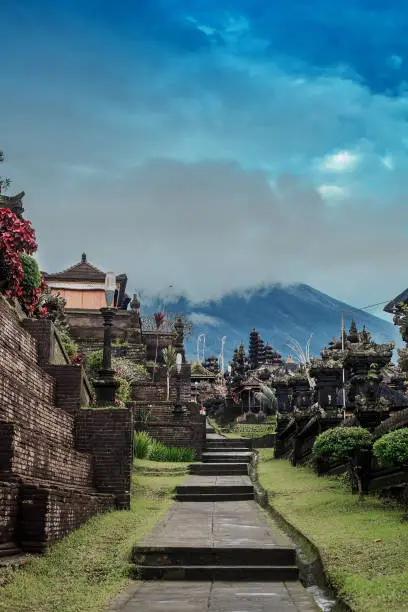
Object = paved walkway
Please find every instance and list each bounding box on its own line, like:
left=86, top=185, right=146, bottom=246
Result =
left=110, top=580, right=317, bottom=611
left=109, top=425, right=318, bottom=611
left=140, top=495, right=291, bottom=549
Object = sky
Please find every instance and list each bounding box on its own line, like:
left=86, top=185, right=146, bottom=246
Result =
left=2, top=0, right=408, bottom=320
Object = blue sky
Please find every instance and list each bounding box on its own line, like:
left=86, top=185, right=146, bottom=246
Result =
left=2, top=0, right=408, bottom=320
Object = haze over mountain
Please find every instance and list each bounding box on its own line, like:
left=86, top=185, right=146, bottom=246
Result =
left=141, top=283, right=400, bottom=366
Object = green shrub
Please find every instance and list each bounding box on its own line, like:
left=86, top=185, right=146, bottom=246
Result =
left=148, top=440, right=195, bottom=462
left=87, top=350, right=103, bottom=375
left=59, top=331, right=78, bottom=357
left=19, top=253, right=41, bottom=291
left=165, top=446, right=196, bottom=462
left=133, top=431, right=153, bottom=458
left=116, top=377, right=131, bottom=404
left=373, top=428, right=408, bottom=468
left=312, top=426, right=373, bottom=465
left=148, top=440, right=169, bottom=462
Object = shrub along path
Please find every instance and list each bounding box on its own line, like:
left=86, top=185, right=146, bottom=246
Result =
left=258, top=449, right=408, bottom=612
left=109, top=426, right=318, bottom=611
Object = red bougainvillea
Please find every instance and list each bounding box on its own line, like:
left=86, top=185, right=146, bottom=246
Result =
left=0, top=207, right=40, bottom=308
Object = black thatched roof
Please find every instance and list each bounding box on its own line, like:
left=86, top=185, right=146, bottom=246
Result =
left=383, top=288, right=408, bottom=313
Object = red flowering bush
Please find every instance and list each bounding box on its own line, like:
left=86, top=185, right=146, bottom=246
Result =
left=70, top=353, right=83, bottom=367
left=0, top=207, right=45, bottom=313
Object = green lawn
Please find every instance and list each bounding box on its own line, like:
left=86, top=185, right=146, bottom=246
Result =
left=0, top=462, right=188, bottom=612
left=258, top=449, right=408, bottom=612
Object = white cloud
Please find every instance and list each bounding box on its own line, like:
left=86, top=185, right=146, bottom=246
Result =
left=187, top=313, right=223, bottom=327
left=318, top=184, right=348, bottom=200
left=318, top=150, right=360, bottom=173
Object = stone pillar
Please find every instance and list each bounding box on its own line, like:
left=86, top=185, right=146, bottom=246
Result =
left=94, top=308, right=119, bottom=404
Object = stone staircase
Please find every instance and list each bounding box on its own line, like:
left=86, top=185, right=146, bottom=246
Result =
left=132, top=423, right=300, bottom=582
left=132, top=545, right=298, bottom=581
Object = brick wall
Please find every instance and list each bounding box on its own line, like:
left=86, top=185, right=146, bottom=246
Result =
left=75, top=407, right=133, bottom=509
left=0, top=296, right=133, bottom=553
left=44, top=364, right=85, bottom=416
left=132, top=402, right=206, bottom=458
left=18, top=484, right=114, bottom=552
left=5, top=422, right=94, bottom=488
left=0, top=481, right=19, bottom=545
left=22, top=319, right=70, bottom=367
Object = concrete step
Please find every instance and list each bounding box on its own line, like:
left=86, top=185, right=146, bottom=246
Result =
left=176, top=485, right=254, bottom=495
left=202, top=453, right=252, bottom=463
left=131, top=564, right=299, bottom=581
left=175, top=493, right=255, bottom=502
left=206, top=440, right=251, bottom=448
left=189, top=463, right=248, bottom=475
left=205, top=446, right=250, bottom=453
left=133, top=546, right=296, bottom=567
left=0, top=547, right=22, bottom=560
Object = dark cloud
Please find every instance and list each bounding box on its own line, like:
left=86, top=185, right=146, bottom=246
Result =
left=30, top=158, right=408, bottom=307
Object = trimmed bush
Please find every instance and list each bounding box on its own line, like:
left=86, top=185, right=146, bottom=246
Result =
left=86, top=349, right=103, bottom=375
left=133, top=431, right=153, bottom=459
left=313, top=426, right=373, bottom=466
left=116, top=376, right=131, bottom=404
left=59, top=331, right=79, bottom=358
left=373, top=428, right=408, bottom=468
left=19, top=253, right=42, bottom=291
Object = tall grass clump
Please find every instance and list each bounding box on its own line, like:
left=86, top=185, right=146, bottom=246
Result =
left=148, top=440, right=195, bottom=462
left=133, top=431, right=153, bottom=459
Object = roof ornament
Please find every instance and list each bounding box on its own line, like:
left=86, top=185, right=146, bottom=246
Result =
left=81, top=252, right=87, bottom=263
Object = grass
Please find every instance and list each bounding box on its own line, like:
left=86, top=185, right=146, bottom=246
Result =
left=0, top=463, right=187, bottom=612
left=258, top=449, right=408, bottom=612
left=222, top=417, right=276, bottom=439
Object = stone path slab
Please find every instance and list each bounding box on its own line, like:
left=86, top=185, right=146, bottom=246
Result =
left=110, top=580, right=318, bottom=611
left=140, top=498, right=291, bottom=549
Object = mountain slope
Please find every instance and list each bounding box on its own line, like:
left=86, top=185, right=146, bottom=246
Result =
left=140, top=284, right=400, bottom=365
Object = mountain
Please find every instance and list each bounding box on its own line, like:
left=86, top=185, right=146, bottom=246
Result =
left=140, top=283, right=401, bottom=366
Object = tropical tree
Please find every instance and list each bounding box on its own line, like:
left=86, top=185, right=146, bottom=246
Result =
left=254, top=383, right=277, bottom=414
left=162, top=345, right=178, bottom=401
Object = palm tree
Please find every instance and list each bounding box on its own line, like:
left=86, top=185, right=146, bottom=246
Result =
left=254, top=384, right=277, bottom=414
left=162, top=345, right=177, bottom=401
